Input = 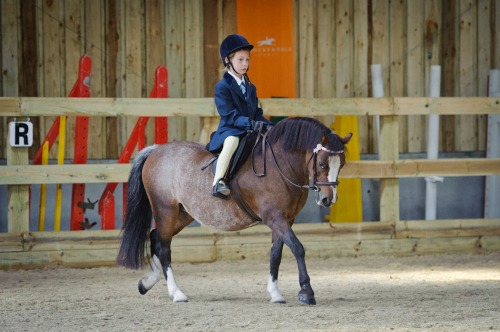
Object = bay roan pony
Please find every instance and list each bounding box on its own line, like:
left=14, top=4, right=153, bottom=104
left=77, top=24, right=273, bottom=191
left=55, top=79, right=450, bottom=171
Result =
left=117, top=117, right=352, bottom=305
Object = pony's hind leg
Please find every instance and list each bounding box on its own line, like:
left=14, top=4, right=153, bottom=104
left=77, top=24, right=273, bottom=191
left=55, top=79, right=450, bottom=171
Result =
left=138, top=228, right=188, bottom=302
left=153, top=206, right=193, bottom=302
left=164, top=260, right=188, bottom=302
left=147, top=226, right=189, bottom=302
left=267, top=231, right=286, bottom=304
left=138, top=229, right=163, bottom=295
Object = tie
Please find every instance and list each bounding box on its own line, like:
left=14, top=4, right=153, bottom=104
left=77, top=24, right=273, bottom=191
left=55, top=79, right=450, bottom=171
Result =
left=240, top=81, right=246, bottom=96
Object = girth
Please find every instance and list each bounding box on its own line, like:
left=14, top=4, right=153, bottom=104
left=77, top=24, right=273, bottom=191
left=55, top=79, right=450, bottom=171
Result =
left=229, top=178, right=262, bottom=222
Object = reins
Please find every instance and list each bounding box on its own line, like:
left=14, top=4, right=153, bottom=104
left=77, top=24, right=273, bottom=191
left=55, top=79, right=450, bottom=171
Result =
left=251, top=129, right=342, bottom=193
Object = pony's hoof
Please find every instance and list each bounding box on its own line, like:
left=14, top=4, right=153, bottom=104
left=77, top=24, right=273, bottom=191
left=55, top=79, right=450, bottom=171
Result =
left=172, top=291, right=189, bottom=303
left=298, top=293, right=316, bottom=305
left=269, top=294, right=286, bottom=304
left=138, top=281, right=149, bottom=295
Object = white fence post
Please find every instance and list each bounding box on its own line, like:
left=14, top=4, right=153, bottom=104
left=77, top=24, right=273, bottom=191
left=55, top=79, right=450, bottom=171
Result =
left=371, top=64, right=384, bottom=157
left=425, top=65, right=444, bottom=220
left=485, top=69, right=500, bottom=218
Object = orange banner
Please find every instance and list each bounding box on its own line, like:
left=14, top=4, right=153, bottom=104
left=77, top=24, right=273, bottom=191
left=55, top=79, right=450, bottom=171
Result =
left=237, top=0, right=295, bottom=98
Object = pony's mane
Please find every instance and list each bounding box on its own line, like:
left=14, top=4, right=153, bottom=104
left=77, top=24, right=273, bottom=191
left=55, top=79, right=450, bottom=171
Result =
left=265, top=117, right=345, bottom=152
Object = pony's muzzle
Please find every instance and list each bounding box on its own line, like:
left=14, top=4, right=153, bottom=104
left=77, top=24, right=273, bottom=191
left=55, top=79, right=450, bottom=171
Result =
left=316, top=188, right=336, bottom=207
left=321, top=196, right=332, bottom=207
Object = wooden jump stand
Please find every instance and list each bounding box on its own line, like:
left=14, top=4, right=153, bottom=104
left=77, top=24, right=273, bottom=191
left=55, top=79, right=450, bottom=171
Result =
left=98, top=66, right=169, bottom=230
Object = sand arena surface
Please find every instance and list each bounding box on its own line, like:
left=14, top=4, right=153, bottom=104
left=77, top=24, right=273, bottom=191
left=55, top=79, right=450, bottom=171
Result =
left=1, top=252, right=499, bottom=331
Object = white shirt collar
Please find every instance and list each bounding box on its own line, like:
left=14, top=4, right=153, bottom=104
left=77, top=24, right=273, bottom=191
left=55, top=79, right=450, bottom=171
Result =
left=227, top=70, right=245, bottom=86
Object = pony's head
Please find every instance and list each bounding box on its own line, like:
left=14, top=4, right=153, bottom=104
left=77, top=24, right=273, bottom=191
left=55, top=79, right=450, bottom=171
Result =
left=266, top=117, right=352, bottom=207
left=311, top=132, right=352, bottom=207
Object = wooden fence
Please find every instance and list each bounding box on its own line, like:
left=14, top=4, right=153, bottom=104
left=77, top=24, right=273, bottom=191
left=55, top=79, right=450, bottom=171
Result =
left=1, top=96, right=500, bottom=269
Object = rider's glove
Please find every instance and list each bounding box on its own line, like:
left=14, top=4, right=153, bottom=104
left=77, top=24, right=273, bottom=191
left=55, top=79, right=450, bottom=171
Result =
left=252, top=120, right=266, bottom=131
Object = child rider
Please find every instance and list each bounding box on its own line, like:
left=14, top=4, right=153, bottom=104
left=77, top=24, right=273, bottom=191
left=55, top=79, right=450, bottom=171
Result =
left=207, top=34, right=272, bottom=199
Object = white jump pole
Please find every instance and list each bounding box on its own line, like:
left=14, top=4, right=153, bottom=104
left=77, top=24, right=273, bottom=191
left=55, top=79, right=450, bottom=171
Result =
left=485, top=69, right=500, bottom=218
left=425, top=65, right=443, bottom=220
left=371, top=64, right=384, bottom=157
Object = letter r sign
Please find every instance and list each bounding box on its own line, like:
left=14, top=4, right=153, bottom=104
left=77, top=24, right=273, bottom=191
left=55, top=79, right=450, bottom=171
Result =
left=9, top=121, right=34, bottom=147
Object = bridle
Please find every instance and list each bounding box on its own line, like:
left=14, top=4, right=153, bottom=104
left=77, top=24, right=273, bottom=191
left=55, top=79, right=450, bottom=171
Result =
left=252, top=130, right=344, bottom=194
left=310, top=143, right=344, bottom=189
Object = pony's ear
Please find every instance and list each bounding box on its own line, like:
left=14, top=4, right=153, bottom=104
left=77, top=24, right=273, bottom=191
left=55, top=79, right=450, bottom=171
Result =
left=342, top=133, right=353, bottom=144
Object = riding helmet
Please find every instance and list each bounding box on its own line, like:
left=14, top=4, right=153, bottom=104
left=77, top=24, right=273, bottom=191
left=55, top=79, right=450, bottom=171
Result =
left=219, top=34, right=254, bottom=66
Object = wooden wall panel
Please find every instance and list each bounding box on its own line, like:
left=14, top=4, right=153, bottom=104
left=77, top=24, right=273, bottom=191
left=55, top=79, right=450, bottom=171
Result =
left=406, top=1, right=425, bottom=153
left=316, top=0, right=335, bottom=127
left=335, top=0, right=353, bottom=99
left=21, top=1, right=40, bottom=157
left=440, top=0, right=459, bottom=152
left=63, top=0, right=82, bottom=159
left=39, top=0, right=65, bottom=159
left=184, top=0, right=204, bottom=143
left=389, top=0, right=407, bottom=153
left=164, top=0, right=185, bottom=142
left=0, top=0, right=20, bottom=156
left=353, top=0, right=369, bottom=153
left=457, top=0, right=478, bottom=151
left=200, top=0, right=220, bottom=144
left=1, top=0, right=20, bottom=97
left=476, top=0, right=491, bottom=149
left=1, top=0, right=499, bottom=160
left=84, top=0, right=107, bottom=158
left=120, top=0, right=143, bottom=154
left=317, top=0, right=335, bottom=99
left=495, top=0, right=500, bottom=68
left=297, top=0, right=316, bottom=98
left=370, top=0, right=389, bottom=154
left=105, top=0, right=119, bottom=158
left=145, top=0, right=164, bottom=146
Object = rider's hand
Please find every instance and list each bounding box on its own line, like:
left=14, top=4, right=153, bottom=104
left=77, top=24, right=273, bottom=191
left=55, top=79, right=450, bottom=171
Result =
left=252, top=120, right=266, bottom=131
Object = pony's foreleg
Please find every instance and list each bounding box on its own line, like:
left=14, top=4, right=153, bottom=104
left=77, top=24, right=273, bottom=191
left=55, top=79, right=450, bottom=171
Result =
left=267, top=233, right=286, bottom=304
left=282, top=227, right=316, bottom=305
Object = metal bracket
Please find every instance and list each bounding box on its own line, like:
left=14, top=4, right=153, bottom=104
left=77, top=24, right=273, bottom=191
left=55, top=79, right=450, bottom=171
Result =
left=78, top=198, right=98, bottom=213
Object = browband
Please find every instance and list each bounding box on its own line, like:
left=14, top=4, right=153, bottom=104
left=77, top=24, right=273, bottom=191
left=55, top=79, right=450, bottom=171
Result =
left=312, top=144, right=344, bottom=154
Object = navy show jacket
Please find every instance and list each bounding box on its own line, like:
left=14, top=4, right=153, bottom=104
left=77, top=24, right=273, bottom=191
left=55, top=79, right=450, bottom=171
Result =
left=208, top=72, right=271, bottom=153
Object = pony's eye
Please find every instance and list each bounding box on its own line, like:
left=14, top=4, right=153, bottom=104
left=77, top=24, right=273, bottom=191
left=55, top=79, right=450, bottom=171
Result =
left=319, top=161, right=328, bottom=170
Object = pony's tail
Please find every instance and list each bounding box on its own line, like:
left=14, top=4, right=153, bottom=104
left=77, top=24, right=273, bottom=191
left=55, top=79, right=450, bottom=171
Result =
left=116, top=145, right=157, bottom=269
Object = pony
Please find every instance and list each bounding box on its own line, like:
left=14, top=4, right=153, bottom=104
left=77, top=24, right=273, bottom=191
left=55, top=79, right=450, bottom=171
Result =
left=116, top=117, right=352, bottom=305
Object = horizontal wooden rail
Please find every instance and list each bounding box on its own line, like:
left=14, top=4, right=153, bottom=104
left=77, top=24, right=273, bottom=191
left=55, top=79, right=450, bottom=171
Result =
left=1, top=158, right=500, bottom=185
left=343, top=158, right=500, bottom=178
left=1, top=96, right=499, bottom=117
left=0, top=164, right=131, bottom=184
left=1, top=220, right=499, bottom=269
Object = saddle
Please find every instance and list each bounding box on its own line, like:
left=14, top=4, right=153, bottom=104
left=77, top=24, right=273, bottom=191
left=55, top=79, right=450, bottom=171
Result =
left=202, top=128, right=267, bottom=222
left=203, top=130, right=259, bottom=181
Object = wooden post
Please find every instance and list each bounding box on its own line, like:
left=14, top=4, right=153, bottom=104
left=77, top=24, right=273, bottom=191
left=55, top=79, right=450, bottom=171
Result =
left=379, top=110, right=399, bottom=223
left=7, top=140, right=30, bottom=234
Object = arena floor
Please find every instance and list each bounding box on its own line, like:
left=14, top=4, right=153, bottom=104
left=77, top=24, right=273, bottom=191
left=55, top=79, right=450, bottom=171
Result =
left=1, top=252, right=499, bottom=331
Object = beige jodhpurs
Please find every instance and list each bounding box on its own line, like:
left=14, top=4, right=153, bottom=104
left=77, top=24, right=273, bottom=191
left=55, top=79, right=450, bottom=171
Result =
left=212, top=135, right=239, bottom=186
